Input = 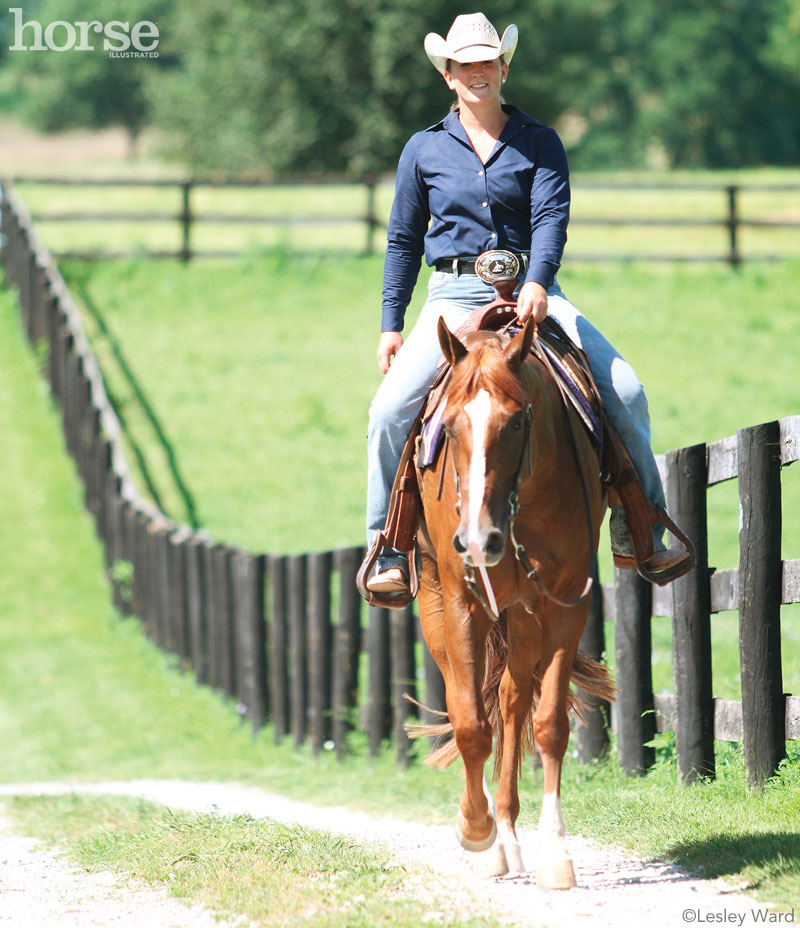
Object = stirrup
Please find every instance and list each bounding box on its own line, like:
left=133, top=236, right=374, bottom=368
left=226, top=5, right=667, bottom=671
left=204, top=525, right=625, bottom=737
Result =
left=613, top=538, right=694, bottom=586
left=357, top=532, right=418, bottom=608
left=604, top=419, right=696, bottom=586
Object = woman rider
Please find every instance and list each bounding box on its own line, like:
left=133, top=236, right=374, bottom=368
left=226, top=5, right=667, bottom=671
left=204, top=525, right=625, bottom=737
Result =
left=365, top=12, right=690, bottom=594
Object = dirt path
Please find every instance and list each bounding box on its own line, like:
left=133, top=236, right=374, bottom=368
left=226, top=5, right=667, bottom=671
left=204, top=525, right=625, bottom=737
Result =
left=0, top=810, right=229, bottom=927
left=0, top=780, right=773, bottom=927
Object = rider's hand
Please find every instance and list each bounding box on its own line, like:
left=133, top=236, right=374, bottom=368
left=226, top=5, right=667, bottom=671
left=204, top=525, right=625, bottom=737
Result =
left=377, top=331, right=404, bottom=373
left=516, top=281, right=548, bottom=325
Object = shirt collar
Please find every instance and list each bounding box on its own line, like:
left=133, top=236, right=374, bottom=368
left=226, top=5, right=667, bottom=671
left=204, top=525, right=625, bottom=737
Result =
left=440, top=105, right=530, bottom=161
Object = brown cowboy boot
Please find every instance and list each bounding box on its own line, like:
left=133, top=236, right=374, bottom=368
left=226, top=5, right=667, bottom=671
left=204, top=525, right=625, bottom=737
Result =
left=609, top=504, right=693, bottom=585
left=365, top=546, right=411, bottom=594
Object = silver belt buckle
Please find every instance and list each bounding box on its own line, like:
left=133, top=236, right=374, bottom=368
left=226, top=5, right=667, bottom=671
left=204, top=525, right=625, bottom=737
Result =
left=474, top=249, right=521, bottom=285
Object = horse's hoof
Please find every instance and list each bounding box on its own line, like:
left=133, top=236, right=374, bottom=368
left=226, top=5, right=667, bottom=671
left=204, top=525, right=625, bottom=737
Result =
left=456, top=811, right=497, bottom=852
left=537, top=855, right=577, bottom=890
left=503, top=840, right=526, bottom=873
left=471, top=840, right=509, bottom=878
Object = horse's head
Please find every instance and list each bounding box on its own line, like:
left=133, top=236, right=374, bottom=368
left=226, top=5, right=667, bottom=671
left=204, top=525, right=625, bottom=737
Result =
left=438, top=316, right=536, bottom=568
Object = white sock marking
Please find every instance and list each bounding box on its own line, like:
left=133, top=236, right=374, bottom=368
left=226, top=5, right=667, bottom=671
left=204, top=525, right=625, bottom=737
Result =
left=538, top=791, right=566, bottom=838
left=464, top=389, right=492, bottom=566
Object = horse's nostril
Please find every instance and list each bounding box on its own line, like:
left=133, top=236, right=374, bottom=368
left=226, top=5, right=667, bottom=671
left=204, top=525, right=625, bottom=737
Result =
left=452, top=533, right=466, bottom=554
left=486, top=531, right=505, bottom=558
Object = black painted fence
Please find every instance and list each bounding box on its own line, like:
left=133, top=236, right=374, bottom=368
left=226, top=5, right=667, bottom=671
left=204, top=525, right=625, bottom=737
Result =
left=12, top=176, right=800, bottom=266
left=2, top=178, right=798, bottom=787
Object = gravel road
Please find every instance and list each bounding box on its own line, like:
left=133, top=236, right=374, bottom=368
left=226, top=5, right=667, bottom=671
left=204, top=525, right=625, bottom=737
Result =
left=0, top=780, right=777, bottom=927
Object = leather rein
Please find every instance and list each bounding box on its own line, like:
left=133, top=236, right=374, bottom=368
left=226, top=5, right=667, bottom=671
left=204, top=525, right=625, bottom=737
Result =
left=454, top=321, right=598, bottom=616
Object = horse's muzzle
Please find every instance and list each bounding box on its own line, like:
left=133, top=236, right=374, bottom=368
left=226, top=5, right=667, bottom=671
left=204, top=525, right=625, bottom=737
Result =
left=452, top=526, right=507, bottom=568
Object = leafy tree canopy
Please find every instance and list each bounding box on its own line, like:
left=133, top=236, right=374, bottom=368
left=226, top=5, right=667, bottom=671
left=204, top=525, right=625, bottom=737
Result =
left=4, top=0, right=175, bottom=146
left=1, top=0, right=798, bottom=173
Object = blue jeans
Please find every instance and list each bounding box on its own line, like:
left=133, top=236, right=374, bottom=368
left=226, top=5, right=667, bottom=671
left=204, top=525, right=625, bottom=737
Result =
left=366, top=272, right=666, bottom=546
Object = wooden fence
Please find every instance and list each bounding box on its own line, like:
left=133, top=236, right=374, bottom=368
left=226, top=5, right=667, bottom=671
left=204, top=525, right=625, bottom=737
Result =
left=10, top=175, right=800, bottom=266
left=1, top=178, right=798, bottom=787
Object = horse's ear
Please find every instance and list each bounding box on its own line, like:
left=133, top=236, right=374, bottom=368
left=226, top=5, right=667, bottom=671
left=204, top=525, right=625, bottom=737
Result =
left=505, top=316, right=535, bottom=371
left=438, top=317, right=468, bottom=367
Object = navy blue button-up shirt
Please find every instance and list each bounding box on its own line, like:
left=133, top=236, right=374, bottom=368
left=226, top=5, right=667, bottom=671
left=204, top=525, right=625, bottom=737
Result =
left=381, top=105, right=570, bottom=332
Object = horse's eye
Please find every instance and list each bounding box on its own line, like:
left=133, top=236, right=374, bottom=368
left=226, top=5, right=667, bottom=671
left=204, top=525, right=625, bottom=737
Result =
left=510, top=415, right=524, bottom=431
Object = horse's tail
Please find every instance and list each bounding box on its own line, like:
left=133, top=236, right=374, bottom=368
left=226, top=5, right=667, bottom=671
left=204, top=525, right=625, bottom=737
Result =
left=405, top=613, right=616, bottom=772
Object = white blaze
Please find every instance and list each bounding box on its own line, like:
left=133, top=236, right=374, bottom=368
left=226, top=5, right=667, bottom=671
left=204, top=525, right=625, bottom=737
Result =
left=464, top=389, right=492, bottom=566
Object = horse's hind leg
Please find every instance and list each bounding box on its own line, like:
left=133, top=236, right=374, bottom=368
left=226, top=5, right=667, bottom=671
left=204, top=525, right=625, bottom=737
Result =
left=533, top=610, right=586, bottom=890
left=492, top=605, right=539, bottom=873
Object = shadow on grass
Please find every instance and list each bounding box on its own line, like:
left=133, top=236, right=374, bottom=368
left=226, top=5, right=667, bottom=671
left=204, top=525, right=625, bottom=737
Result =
left=666, top=831, right=800, bottom=888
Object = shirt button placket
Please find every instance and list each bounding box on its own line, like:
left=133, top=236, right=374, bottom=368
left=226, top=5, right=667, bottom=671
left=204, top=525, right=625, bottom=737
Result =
left=480, top=168, right=494, bottom=245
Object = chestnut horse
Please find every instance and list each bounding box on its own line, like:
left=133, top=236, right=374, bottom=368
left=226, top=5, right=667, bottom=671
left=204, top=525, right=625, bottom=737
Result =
left=415, top=315, right=614, bottom=888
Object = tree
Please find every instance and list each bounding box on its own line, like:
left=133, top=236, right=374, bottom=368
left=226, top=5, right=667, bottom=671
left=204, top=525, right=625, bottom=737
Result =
left=6, top=0, right=796, bottom=174
left=640, top=0, right=800, bottom=167
left=150, top=0, right=605, bottom=178
left=6, top=0, right=175, bottom=152
left=572, top=0, right=800, bottom=169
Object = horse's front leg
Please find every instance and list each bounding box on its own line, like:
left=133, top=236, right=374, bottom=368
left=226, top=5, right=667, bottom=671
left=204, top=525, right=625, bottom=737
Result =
left=493, top=605, right=539, bottom=873
left=533, top=607, right=587, bottom=890
left=439, top=575, right=507, bottom=873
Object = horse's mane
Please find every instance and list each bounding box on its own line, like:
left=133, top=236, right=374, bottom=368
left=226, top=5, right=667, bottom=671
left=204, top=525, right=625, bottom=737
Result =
left=446, top=331, right=527, bottom=408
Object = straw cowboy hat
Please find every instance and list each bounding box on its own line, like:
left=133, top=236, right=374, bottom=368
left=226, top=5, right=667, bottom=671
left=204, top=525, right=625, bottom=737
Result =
left=424, top=13, right=518, bottom=75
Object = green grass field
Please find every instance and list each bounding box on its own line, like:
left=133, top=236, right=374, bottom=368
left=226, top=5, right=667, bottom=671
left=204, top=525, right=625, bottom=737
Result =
left=7, top=795, right=502, bottom=928
left=1, top=270, right=799, bottom=912
left=56, top=252, right=800, bottom=701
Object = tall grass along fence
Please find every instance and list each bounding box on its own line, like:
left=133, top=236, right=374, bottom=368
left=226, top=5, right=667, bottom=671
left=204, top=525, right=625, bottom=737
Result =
left=11, top=176, right=800, bottom=266
left=2, top=178, right=798, bottom=787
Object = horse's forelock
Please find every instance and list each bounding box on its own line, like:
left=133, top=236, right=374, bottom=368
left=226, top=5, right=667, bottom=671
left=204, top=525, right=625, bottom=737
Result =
left=448, top=335, right=526, bottom=409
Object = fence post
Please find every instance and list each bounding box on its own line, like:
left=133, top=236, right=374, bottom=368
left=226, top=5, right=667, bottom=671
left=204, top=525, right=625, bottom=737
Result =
left=726, top=185, right=741, bottom=269
left=287, top=554, right=308, bottom=747
left=155, top=523, right=172, bottom=651
left=576, top=558, right=610, bottom=763
left=614, top=568, right=655, bottom=776
left=233, top=551, right=268, bottom=735
left=420, top=618, right=447, bottom=752
left=666, top=444, right=714, bottom=782
left=307, top=551, right=333, bottom=755
left=139, top=515, right=159, bottom=641
left=268, top=554, right=290, bottom=743
left=364, top=179, right=378, bottom=256
left=738, top=421, right=784, bottom=788
left=368, top=605, right=391, bottom=756
left=210, top=545, right=236, bottom=697
left=333, top=546, right=363, bottom=757
left=167, top=530, right=190, bottom=663
left=122, top=503, right=142, bottom=617
left=390, top=605, right=417, bottom=767
left=186, top=535, right=210, bottom=684
left=180, top=180, right=193, bottom=263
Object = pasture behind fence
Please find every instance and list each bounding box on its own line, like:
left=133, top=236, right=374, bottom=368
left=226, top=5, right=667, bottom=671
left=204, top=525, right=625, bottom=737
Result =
left=2, top=177, right=798, bottom=788
left=10, top=175, right=800, bottom=266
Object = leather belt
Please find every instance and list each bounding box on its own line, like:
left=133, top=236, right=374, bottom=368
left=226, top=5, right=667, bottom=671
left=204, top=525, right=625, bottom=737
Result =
left=435, top=254, right=529, bottom=276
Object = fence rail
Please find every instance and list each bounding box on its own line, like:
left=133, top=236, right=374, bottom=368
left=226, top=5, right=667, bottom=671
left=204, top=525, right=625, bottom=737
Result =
left=8, top=175, right=800, bottom=266
left=1, top=178, right=797, bottom=787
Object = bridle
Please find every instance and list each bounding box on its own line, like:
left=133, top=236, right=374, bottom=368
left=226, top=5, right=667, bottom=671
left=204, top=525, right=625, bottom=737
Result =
left=453, top=331, right=597, bottom=618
